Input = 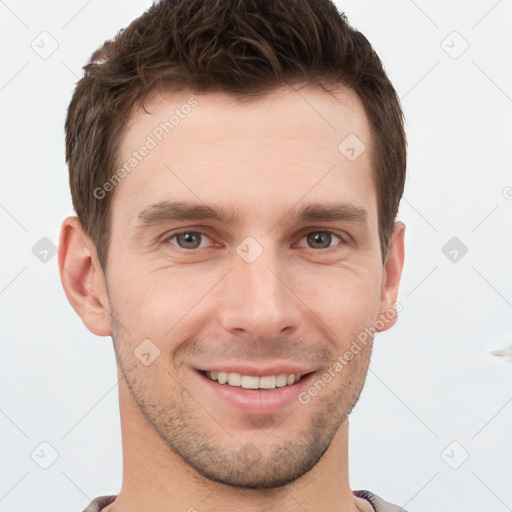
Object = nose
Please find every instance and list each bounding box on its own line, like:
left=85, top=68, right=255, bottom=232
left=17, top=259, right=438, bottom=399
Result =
left=217, top=245, right=302, bottom=342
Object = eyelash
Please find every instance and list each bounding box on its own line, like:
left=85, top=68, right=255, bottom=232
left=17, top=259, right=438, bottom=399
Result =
left=163, top=228, right=349, bottom=252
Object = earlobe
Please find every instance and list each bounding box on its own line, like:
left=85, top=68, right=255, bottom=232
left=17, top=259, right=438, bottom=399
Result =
left=376, top=221, right=405, bottom=332
left=58, top=216, right=112, bottom=336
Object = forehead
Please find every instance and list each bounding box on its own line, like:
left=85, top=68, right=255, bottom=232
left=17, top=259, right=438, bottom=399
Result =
left=111, top=84, right=377, bottom=229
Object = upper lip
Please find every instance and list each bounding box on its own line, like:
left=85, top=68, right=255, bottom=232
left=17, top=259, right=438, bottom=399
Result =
left=197, top=365, right=313, bottom=377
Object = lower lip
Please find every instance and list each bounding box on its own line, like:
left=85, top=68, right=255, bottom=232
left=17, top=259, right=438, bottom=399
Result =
left=195, top=370, right=315, bottom=414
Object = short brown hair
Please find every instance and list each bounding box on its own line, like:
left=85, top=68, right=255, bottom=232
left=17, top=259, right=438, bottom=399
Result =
left=65, top=0, right=406, bottom=271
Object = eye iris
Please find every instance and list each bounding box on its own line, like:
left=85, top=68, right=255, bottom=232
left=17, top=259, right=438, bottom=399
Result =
left=177, top=232, right=201, bottom=249
left=173, top=232, right=334, bottom=250
left=308, top=232, right=331, bottom=249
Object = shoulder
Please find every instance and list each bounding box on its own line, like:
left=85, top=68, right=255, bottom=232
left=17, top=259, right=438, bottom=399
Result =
left=81, top=495, right=117, bottom=512
left=353, top=489, right=409, bottom=512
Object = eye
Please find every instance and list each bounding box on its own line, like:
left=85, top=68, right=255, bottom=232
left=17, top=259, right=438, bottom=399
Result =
left=166, top=230, right=213, bottom=250
left=163, top=228, right=347, bottom=252
left=297, top=230, right=345, bottom=250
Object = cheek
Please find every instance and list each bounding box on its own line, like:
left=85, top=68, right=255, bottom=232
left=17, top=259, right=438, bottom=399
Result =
left=107, top=244, right=383, bottom=345
left=107, top=262, right=214, bottom=339
left=300, top=265, right=382, bottom=338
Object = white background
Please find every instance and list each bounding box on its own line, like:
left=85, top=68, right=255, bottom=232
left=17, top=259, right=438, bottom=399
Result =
left=1, top=1, right=511, bottom=511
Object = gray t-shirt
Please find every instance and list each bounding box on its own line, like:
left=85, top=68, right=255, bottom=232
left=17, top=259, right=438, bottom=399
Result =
left=82, top=490, right=408, bottom=511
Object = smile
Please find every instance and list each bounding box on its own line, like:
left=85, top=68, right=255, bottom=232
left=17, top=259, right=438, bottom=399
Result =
left=202, top=370, right=305, bottom=390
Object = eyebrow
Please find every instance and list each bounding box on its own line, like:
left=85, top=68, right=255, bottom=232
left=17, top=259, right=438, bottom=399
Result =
left=135, top=200, right=368, bottom=230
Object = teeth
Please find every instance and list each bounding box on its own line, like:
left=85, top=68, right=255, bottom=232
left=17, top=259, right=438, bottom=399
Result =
left=204, top=371, right=303, bottom=390
left=241, top=375, right=260, bottom=389
left=276, top=374, right=288, bottom=387
left=259, top=375, right=276, bottom=389
left=228, top=373, right=241, bottom=386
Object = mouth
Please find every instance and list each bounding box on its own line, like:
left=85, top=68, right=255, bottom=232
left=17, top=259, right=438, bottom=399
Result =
left=195, top=367, right=315, bottom=414
left=199, top=370, right=310, bottom=390
left=194, top=366, right=317, bottom=414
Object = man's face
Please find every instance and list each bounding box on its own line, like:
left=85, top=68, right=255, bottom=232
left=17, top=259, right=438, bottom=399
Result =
left=104, top=85, right=392, bottom=488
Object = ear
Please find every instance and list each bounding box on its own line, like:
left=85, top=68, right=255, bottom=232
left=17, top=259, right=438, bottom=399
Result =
left=376, top=221, right=405, bottom=333
left=58, top=216, right=112, bottom=336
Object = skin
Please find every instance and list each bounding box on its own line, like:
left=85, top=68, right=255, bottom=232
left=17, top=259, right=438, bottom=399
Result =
left=59, top=84, right=405, bottom=512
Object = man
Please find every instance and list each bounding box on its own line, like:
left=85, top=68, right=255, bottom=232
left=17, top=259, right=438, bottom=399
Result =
left=58, top=0, right=408, bottom=510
